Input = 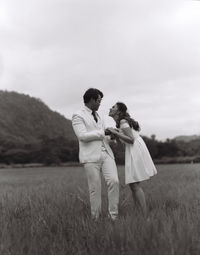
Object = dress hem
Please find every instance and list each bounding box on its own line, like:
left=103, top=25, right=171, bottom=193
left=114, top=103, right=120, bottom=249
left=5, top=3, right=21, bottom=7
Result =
left=125, top=173, right=157, bottom=184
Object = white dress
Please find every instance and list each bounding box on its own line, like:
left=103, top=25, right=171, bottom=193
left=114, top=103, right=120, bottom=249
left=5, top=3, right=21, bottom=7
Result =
left=120, top=120, right=157, bottom=184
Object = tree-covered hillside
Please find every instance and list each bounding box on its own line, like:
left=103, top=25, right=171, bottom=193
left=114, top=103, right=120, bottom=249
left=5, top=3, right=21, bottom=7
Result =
left=0, top=90, right=200, bottom=165
left=0, top=91, right=76, bottom=144
left=0, top=91, right=78, bottom=164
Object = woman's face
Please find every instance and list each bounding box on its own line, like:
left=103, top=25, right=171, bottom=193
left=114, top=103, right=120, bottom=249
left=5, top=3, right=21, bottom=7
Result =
left=109, top=104, right=119, bottom=117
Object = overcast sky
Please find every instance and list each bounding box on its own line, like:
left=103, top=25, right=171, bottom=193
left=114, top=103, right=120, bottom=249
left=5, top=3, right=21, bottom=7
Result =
left=0, top=0, right=200, bottom=140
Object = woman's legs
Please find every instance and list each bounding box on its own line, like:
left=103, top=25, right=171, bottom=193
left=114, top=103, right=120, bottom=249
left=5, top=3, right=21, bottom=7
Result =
left=129, top=182, right=147, bottom=218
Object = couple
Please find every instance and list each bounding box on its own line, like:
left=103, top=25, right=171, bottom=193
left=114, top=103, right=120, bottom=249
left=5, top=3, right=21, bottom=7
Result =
left=72, top=88, right=157, bottom=221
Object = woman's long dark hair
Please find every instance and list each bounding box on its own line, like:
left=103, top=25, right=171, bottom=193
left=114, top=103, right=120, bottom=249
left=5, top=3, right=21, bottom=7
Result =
left=116, top=102, right=140, bottom=131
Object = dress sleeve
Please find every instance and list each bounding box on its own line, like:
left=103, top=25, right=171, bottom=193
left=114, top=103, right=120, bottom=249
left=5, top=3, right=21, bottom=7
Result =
left=120, top=119, right=130, bottom=129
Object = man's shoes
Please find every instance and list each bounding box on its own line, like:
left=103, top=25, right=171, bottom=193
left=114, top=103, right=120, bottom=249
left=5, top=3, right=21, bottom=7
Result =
left=108, top=214, right=119, bottom=222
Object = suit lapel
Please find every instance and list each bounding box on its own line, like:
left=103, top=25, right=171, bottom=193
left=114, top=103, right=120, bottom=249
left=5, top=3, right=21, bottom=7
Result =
left=83, top=107, right=102, bottom=128
left=84, top=108, right=98, bottom=127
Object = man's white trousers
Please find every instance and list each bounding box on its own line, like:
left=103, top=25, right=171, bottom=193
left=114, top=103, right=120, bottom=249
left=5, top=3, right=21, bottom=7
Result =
left=84, top=150, right=119, bottom=220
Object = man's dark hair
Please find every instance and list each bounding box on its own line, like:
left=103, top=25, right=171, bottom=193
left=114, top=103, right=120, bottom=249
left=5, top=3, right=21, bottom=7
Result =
left=83, top=88, right=104, bottom=104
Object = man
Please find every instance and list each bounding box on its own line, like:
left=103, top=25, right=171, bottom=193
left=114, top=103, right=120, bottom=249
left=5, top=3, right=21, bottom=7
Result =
left=72, top=88, right=119, bottom=221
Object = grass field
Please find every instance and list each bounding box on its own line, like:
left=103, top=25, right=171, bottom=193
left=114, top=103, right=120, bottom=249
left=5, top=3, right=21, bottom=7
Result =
left=0, top=164, right=200, bottom=255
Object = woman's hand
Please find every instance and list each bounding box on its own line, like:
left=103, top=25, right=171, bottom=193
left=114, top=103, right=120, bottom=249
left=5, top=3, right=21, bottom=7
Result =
left=110, top=133, right=117, bottom=140
left=105, top=128, right=118, bottom=140
left=107, top=127, right=119, bottom=135
left=108, top=127, right=134, bottom=144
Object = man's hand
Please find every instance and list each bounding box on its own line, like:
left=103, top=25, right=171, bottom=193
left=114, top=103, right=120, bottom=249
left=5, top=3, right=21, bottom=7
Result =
left=107, top=127, right=119, bottom=135
left=105, top=128, right=120, bottom=140
left=105, top=128, right=112, bottom=135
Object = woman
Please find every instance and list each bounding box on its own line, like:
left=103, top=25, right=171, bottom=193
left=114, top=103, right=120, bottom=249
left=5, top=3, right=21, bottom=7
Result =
left=107, top=102, right=157, bottom=218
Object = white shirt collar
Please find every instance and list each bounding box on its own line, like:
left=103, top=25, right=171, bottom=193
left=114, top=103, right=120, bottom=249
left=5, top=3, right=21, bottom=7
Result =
left=84, top=105, right=93, bottom=113
left=84, top=105, right=100, bottom=118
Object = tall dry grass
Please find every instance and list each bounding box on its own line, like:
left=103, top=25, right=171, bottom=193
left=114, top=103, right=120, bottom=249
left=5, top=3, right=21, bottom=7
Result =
left=0, top=164, right=200, bottom=255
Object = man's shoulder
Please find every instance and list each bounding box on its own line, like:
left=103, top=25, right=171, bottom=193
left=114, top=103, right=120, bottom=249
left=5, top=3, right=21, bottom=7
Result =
left=73, top=109, right=82, bottom=116
left=72, top=107, right=87, bottom=118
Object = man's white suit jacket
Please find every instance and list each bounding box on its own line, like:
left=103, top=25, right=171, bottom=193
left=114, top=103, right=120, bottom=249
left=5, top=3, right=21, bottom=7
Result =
left=72, top=106, right=115, bottom=163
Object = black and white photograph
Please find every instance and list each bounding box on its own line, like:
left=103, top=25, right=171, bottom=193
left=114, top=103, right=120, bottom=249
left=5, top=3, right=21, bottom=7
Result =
left=0, top=0, right=200, bottom=254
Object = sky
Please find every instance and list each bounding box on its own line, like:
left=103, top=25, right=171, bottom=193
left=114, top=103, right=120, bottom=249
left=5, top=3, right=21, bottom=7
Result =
left=0, top=0, right=200, bottom=140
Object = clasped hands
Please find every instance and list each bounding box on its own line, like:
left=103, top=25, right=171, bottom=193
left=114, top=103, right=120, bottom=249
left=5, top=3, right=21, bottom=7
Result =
left=105, top=127, right=119, bottom=139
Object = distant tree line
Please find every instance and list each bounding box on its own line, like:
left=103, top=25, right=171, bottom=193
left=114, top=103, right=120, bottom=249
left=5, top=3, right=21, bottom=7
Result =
left=110, top=135, right=200, bottom=164
left=0, top=134, right=200, bottom=165
left=1, top=91, right=199, bottom=165
left=0, top=136, right=79, bottom=165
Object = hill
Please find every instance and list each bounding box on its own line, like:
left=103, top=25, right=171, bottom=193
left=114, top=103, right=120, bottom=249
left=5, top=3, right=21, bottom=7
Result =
left=174, top=135, right=200, bottom=142
left=0, top=91, right=76, bottom=144
left=0, top=91, right=78, bottom=164
left=0, top=90, right=200, bottom=165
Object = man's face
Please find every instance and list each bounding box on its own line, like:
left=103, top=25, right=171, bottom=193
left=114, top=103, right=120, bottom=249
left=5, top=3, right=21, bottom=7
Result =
left=91, top=95, right=102, bottom=111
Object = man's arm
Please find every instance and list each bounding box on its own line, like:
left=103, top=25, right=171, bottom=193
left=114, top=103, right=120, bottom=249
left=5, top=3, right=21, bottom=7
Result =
left=72, top=114, right=105, bottom=142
